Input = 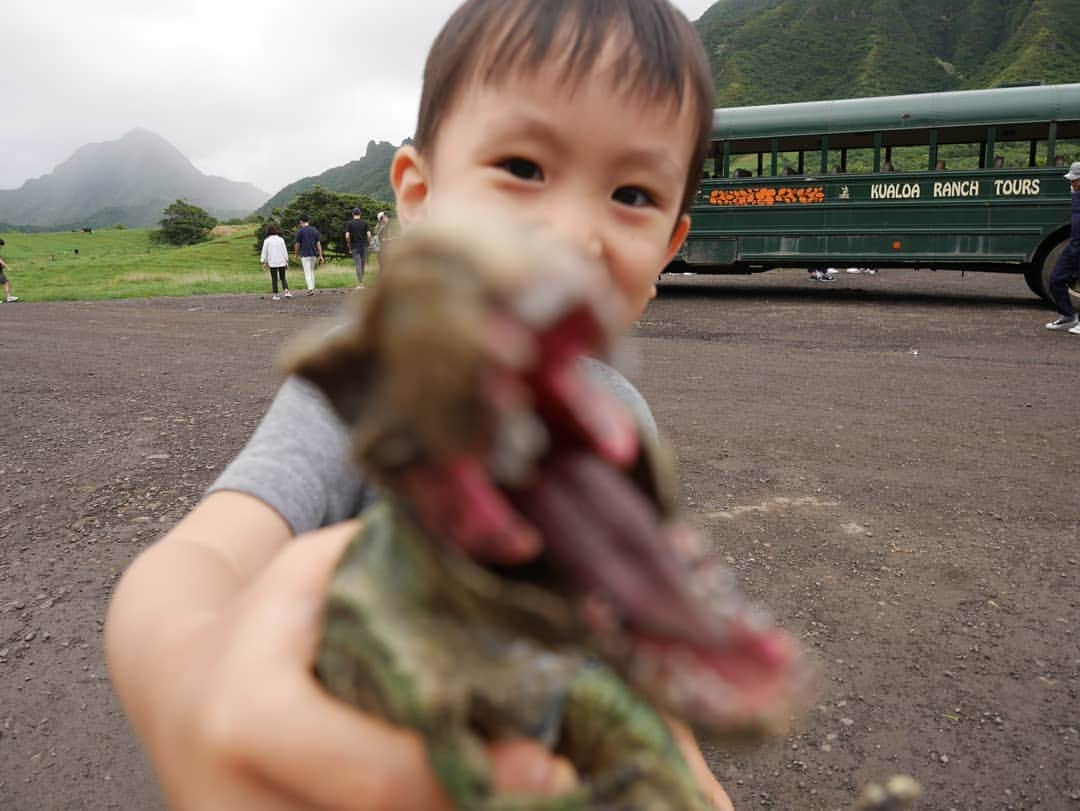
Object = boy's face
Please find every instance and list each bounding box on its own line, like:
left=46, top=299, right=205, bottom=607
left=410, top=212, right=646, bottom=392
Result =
left=392, top=48, right=697, bottom=328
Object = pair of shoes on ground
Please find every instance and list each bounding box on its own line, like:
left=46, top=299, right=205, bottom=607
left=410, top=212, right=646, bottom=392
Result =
left=271, top=291, right=292, bottom=301
left=844, top=267, right=877, bottom=274
left=1046, top=315, right=1079, bottom=332
left=809, top=269, right=835, bottom=282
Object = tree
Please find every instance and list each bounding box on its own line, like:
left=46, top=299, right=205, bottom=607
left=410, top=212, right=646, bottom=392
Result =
left=254, top=186, right=392, bottom=256
left=153, top=200, right=217, bottom=246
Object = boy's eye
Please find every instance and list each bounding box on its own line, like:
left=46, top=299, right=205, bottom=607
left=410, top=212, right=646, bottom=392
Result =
left=612, top=186, right=655, bottom=207
left=499, top=157, right=544, bottom=181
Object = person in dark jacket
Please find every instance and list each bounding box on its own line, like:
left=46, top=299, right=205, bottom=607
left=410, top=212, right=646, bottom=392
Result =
left=1045, top=161, right=1080, bottom=333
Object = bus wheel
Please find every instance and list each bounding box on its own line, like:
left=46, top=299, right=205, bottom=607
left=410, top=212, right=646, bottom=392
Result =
left=1024, top=263, right=1049, bottom=300
left=1032, top=240, right=1079, bottom=305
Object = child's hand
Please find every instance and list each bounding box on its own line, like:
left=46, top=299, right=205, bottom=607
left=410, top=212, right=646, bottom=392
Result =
left=108, top=516, right=575, bottom=810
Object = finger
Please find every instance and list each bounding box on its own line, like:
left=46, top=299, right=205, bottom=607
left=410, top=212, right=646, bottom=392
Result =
left=489, top=739, right=578, bottom=796
left=210, top=522, right=455, bottom=809
left=667, top=720, right=734, bottom=811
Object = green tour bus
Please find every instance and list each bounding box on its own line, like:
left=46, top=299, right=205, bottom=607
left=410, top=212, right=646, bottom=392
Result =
left=674, top=82, right=1080, bottom=303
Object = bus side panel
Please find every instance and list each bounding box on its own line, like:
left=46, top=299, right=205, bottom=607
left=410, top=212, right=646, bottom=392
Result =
left=683, top=171, right=1070, bottom=271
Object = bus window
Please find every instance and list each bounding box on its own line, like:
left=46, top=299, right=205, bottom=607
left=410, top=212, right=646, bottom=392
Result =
left=1056, top=139, right=1080, bottom=165
left=997, top=138, right=1040, bottom=168
left=883, top=145, right=926, bottom=172
left=844, top=148, right=876, bottom=173
left=778, top=151, right=802, bottom=175
left=936, top=143, right=981, bottom=170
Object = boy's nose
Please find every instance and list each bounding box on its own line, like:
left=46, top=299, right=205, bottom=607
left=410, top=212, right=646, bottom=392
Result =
left=541, top=206, right=604, bottom=262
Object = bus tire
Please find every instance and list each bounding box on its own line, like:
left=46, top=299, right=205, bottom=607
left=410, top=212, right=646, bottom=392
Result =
left=1032, top=240, right=1079, bottom=306
left=1024, top=263, right=1049, bottom=300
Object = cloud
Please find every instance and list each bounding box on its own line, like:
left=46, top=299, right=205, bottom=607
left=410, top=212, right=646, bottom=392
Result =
left=2, top=0, right=715, bottom=195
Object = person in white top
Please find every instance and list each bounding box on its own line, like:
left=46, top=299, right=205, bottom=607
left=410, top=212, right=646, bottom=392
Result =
left=259, top=224, right=291, bottom=300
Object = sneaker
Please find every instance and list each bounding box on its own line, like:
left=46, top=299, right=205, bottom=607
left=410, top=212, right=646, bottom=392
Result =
left=5, top=296, right=18, bottom=302
left=306, top=289, right=315, bottom=296
left=272, top=294, right=281, bottom=301
left=1070, top=323, right=1080, bottom=335
left=1046, top=316, right=1079, bottom=331
left=808, top=270, right=823, bottom=280
left=284, top=290, right=292, bottom=298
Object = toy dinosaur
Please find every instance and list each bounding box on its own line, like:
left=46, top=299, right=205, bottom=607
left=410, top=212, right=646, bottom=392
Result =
left=284, top=215, right=807, bottom=809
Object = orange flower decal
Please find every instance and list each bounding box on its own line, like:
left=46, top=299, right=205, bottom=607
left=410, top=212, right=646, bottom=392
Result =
left=708, top=187, right=825, bottom=207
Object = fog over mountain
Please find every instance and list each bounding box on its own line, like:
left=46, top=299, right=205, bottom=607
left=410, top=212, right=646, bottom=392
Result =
left=0, top=129, right=267, bottom=230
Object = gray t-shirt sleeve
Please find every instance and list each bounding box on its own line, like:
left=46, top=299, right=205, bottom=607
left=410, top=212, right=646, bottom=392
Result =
left=207, top=359, right=654, bottom=536
left=207, top=376, right=371, bottom=535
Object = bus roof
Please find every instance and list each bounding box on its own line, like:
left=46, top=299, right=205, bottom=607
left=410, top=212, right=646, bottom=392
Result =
left=712, top=83, right=1080, bottom=142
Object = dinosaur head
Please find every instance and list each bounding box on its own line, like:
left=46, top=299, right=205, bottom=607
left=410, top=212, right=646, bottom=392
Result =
left=285, top=214, right=808, bottom=738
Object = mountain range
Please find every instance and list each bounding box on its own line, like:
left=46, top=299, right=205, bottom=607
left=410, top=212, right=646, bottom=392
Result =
left=256, top=140, right=401, bottom=217
left=4, top=0, right=1078, bottom=231
left=696, top=0, right=1080, bottom=104
left=0, top=129, right=267, bottom=230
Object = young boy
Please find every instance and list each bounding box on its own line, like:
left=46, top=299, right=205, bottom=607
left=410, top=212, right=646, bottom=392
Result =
left=0, top=239, right=18, bottom=302
left=105, top=1, right=732, bottom=808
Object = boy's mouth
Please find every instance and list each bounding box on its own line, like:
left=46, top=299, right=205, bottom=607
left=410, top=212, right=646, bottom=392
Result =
left=286, top=215, right=805, bottom=735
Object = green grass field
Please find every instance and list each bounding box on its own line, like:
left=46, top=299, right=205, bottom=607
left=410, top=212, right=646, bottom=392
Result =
left=0, top=225, right=381, bottom=301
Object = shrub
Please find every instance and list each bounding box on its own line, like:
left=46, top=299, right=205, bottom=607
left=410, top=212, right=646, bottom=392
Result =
left=153, top=200, right=217, bottom=246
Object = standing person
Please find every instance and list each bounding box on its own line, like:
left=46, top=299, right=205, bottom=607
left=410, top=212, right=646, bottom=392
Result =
left=344, top=208, right=370, bottom=288
left=0, top=239, right=18, bottom=302
left=294, top=216, right=324, bottom=295
left=1045, top=161, right=1080, bottom=333
left=260, top=224, right=291, bottom=300
left=105, top=2, right=736, bottom=809
left=371, top=211, right=390, bottom=255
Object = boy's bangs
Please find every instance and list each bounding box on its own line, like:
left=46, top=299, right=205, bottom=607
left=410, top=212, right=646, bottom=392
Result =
left=479, top=1, right=688, bottom=115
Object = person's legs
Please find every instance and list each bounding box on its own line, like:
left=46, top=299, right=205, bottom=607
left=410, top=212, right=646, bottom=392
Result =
left=302, top=257, right=316, bottom=292
left=352, top=249, right=365, bottom=286
left=279, top=268, right=290, bottom=295
left=269, top=268, right=279, bottom=295
left=1046, top=249, right=1079, bottom=327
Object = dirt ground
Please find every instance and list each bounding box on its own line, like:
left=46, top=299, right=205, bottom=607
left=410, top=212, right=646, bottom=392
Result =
left=1, top=268, right=1078, bottom=810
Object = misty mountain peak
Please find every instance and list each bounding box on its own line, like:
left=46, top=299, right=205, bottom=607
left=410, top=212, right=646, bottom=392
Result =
left=0, top=130, right=267, bottom=229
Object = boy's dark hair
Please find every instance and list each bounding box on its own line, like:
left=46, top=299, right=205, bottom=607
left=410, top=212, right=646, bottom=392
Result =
left=415, top=0, right=714, bottom=215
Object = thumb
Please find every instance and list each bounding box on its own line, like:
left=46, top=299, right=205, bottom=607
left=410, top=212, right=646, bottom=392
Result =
left=488, top=739, right=578, bottom=796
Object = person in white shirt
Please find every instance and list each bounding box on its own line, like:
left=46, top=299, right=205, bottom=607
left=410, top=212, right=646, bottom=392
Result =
left=259, top=224, right=291, bottom=300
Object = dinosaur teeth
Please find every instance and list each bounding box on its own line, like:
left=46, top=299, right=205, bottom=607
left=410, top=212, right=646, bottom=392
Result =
left=511, top=274, right=588, bottom=328
left=489, top=408, right=549, bottom=485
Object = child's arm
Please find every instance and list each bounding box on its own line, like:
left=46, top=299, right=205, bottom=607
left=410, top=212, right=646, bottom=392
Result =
left=105, top=493, right=579, bottom=809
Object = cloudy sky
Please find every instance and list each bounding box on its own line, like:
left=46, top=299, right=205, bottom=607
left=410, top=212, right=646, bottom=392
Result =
left=3, top=0, right=716, bottom=197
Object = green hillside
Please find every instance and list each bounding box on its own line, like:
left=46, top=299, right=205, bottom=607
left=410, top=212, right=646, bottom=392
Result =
left=0, top=225, right=373, bottom=301
left=697, top=0, right=1080, bottom=105
left=257, top=140, right=400, bottom=217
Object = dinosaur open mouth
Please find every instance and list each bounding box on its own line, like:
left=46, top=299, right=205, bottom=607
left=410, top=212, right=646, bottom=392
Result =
left=394, top=300, right=803, bottom=732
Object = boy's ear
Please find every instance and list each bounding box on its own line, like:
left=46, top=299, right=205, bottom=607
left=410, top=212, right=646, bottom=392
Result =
left=664, top=214, right=692, bottom=265
left=390, top=145, right=430, bottom=227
